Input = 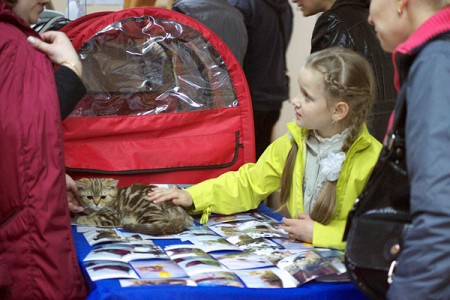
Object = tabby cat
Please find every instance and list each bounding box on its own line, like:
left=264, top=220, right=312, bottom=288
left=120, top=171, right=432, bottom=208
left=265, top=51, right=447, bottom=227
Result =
left=74, top=178, right=194, bottom=235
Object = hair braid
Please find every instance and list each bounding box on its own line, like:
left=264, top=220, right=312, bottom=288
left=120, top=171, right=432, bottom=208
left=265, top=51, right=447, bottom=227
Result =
left=280, top=47, right=375, bottom=224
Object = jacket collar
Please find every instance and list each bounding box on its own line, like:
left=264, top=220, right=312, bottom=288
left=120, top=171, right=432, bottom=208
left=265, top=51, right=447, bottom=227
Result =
left=331, top=0, right=369, bottom=10
left=393, top=7, right=450, bottom=89
left=286, top=122, right=373, bottom=153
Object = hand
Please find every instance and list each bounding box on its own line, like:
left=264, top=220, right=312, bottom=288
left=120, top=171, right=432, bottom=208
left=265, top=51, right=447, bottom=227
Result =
left=27, top=31, right=82, bottom=77
left=147, top=187, right=193, bottom=208
left=66, top=174, right=85, bottom=213
left=282, top=213, right=314, bottom=244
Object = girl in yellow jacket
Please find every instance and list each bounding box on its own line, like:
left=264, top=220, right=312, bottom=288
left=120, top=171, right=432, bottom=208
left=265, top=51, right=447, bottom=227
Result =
left=148, top=47, right=382, bottom=250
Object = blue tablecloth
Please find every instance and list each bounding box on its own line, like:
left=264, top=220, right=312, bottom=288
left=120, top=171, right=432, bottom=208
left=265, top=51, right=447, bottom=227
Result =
left=72, top=204, right=368, bottom=300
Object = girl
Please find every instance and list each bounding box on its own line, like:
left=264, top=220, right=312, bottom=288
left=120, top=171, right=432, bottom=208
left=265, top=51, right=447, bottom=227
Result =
left=148, top=47, right=382, bottom=250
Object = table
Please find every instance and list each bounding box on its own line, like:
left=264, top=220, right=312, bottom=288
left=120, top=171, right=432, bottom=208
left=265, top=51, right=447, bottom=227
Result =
left=72, top=204, right=368, bottom=300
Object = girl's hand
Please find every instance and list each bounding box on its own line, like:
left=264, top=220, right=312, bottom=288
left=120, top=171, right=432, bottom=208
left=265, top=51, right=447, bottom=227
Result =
left=282, top=213, right=314, bottom=244
left=147, top=187, right=193, bottom=208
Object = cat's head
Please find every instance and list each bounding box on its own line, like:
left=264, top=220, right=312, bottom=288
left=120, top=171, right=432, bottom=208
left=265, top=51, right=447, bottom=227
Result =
left=76, top=178, right=119, bottom=210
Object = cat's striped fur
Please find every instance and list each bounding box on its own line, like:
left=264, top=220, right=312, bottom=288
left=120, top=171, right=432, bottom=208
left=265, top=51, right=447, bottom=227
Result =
left=74, top=178, right=193, bottom=235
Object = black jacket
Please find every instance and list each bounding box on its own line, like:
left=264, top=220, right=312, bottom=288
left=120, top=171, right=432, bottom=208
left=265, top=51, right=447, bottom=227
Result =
left=228, top=0, right=293, bottom=111
left=311, top=0, right=397, bottom=142
left=55, top=66, right=86, bottom=120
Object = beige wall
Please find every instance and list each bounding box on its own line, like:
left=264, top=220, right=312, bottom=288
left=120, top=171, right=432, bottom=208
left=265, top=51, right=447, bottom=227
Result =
left=50, top=1, right=314, bottom=141
left=275, top=5, right=315, bottom=140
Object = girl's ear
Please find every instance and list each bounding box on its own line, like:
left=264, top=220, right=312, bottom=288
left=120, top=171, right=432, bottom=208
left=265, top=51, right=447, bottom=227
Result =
left=332, top=101, right=349, bottom=122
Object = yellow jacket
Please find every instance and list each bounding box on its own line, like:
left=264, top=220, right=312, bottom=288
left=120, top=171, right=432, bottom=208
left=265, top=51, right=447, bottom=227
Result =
left=187, top=122, right=382, bottom=250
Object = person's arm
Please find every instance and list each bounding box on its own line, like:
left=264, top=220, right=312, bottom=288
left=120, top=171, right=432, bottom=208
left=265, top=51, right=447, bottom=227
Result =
left=149, top=133, right=293, bottom=223
left=55, top=66, right=86, bottom=119
left=66, top=174, right=85, bottom=213
left=186, top=134, right=292, bottom=217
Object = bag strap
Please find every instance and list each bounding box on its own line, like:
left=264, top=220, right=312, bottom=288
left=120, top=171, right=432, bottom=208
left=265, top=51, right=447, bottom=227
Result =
left=383, top=86, right=406, bottom=152
left=343, top=88, right=408, bottom=240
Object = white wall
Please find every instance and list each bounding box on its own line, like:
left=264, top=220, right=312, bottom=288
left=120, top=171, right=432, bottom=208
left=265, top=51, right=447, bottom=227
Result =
left=274, top=4, right=315, bottom=140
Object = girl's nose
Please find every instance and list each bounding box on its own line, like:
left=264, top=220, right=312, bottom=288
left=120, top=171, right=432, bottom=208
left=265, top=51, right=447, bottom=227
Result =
left=290, top=95, right=301, bottom=107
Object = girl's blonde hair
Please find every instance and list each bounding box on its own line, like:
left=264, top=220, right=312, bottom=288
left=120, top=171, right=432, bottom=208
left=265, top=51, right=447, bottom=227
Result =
left=280, top=47, right=376, bottom=224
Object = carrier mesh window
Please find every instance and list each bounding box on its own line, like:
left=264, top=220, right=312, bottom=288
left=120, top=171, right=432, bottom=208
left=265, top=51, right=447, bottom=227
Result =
left=70, top=16, right=238, bottom=117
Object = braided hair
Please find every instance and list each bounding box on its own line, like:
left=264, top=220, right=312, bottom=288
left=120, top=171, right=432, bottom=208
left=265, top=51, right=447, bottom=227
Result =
left=280, top=47, right=376, bottom=224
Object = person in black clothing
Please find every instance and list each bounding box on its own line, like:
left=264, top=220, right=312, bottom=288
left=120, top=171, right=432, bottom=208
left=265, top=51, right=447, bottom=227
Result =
left=172, top=0, right=248, bottom=66
left=228, top=0, right=293, bottom=159
left=291, top=0, right=396, bottom=142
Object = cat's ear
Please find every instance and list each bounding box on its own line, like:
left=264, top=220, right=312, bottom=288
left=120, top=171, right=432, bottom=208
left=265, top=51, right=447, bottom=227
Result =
left=103, top=178, right=119, bottom=188
left=76, top=178, right=92, bottom=190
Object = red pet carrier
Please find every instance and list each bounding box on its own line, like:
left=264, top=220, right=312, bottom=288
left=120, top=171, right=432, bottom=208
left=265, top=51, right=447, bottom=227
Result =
left=61, top=8, right=255, bottom=186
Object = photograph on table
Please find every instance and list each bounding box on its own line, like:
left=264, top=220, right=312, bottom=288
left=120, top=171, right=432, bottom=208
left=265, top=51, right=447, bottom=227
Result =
left=234, top=267, right=298, bottom=288
left=183, top=235, right=241, bottom=252
left=164, top=244, right=212, bottom=260
left=189, top=271, right=244, bottom=287
left=176, top=257, right=226, bottom=275
left=130, top=259, right=188, bottom=279
left=84, top=261, right=140, bottom=281
left=84, top=243, right=167, bottom=263
left=226, top=235, right=282, bottom=251
left=83, top=228, right=128, bottom=246
left=253, top=248, right=305, bottom=265
left=277, top=250, right=338, bottom=286
left=237, top=220, right=286, bottom=239
left=208, top=223, right=248, bottom=238
left=211, top=250, right=273, bottom=270
left=119, top=278, right=197, bottom=287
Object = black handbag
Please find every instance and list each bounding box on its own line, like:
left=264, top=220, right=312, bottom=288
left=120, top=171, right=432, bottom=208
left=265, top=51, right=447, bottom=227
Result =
left=343, top=89, right=411, bottom=299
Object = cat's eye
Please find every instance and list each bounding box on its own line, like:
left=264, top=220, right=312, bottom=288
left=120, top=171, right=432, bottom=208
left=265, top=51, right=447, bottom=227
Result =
left=87, top=196, right=93, bottom=200
left=101, top=196, right=106, bottom=199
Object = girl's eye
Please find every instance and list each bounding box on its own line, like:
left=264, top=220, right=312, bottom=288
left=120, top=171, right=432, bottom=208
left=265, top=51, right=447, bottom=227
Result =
left=299, top=87, right=312, bottom=102
left=304, top=93, right=312, bottom=102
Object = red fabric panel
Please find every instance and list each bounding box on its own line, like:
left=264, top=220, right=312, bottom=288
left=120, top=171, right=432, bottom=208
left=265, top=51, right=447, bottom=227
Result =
left=61, top=8, right=254, bottom=162
left=62, top=8, right=255, bottom=184
left=64, top=108, right=246, bottom=183
left=67, top=164, right=246, bottom=186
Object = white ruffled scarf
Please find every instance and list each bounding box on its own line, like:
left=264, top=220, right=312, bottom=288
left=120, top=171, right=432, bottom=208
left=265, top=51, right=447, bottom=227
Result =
left=303, top=129, right=348, bottom=214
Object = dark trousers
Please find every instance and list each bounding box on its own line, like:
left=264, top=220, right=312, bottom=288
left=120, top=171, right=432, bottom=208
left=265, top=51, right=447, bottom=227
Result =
left=253, top=109, right=281, bottom=159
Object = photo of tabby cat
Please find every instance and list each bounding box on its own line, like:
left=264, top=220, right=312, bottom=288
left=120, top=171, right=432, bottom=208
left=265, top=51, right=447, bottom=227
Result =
left=74, top=178, right=194, bottom=235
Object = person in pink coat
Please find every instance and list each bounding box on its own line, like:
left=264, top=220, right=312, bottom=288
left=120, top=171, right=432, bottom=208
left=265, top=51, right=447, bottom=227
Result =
left=0, top=0, right=87, bottom=298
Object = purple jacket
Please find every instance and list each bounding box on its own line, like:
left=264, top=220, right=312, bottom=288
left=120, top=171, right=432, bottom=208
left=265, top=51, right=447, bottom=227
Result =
left=0, top=1, right=87, bottom=299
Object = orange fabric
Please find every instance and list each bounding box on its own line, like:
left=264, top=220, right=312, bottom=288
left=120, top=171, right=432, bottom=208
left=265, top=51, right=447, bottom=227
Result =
left=123, top=0, right=157, bottom=8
